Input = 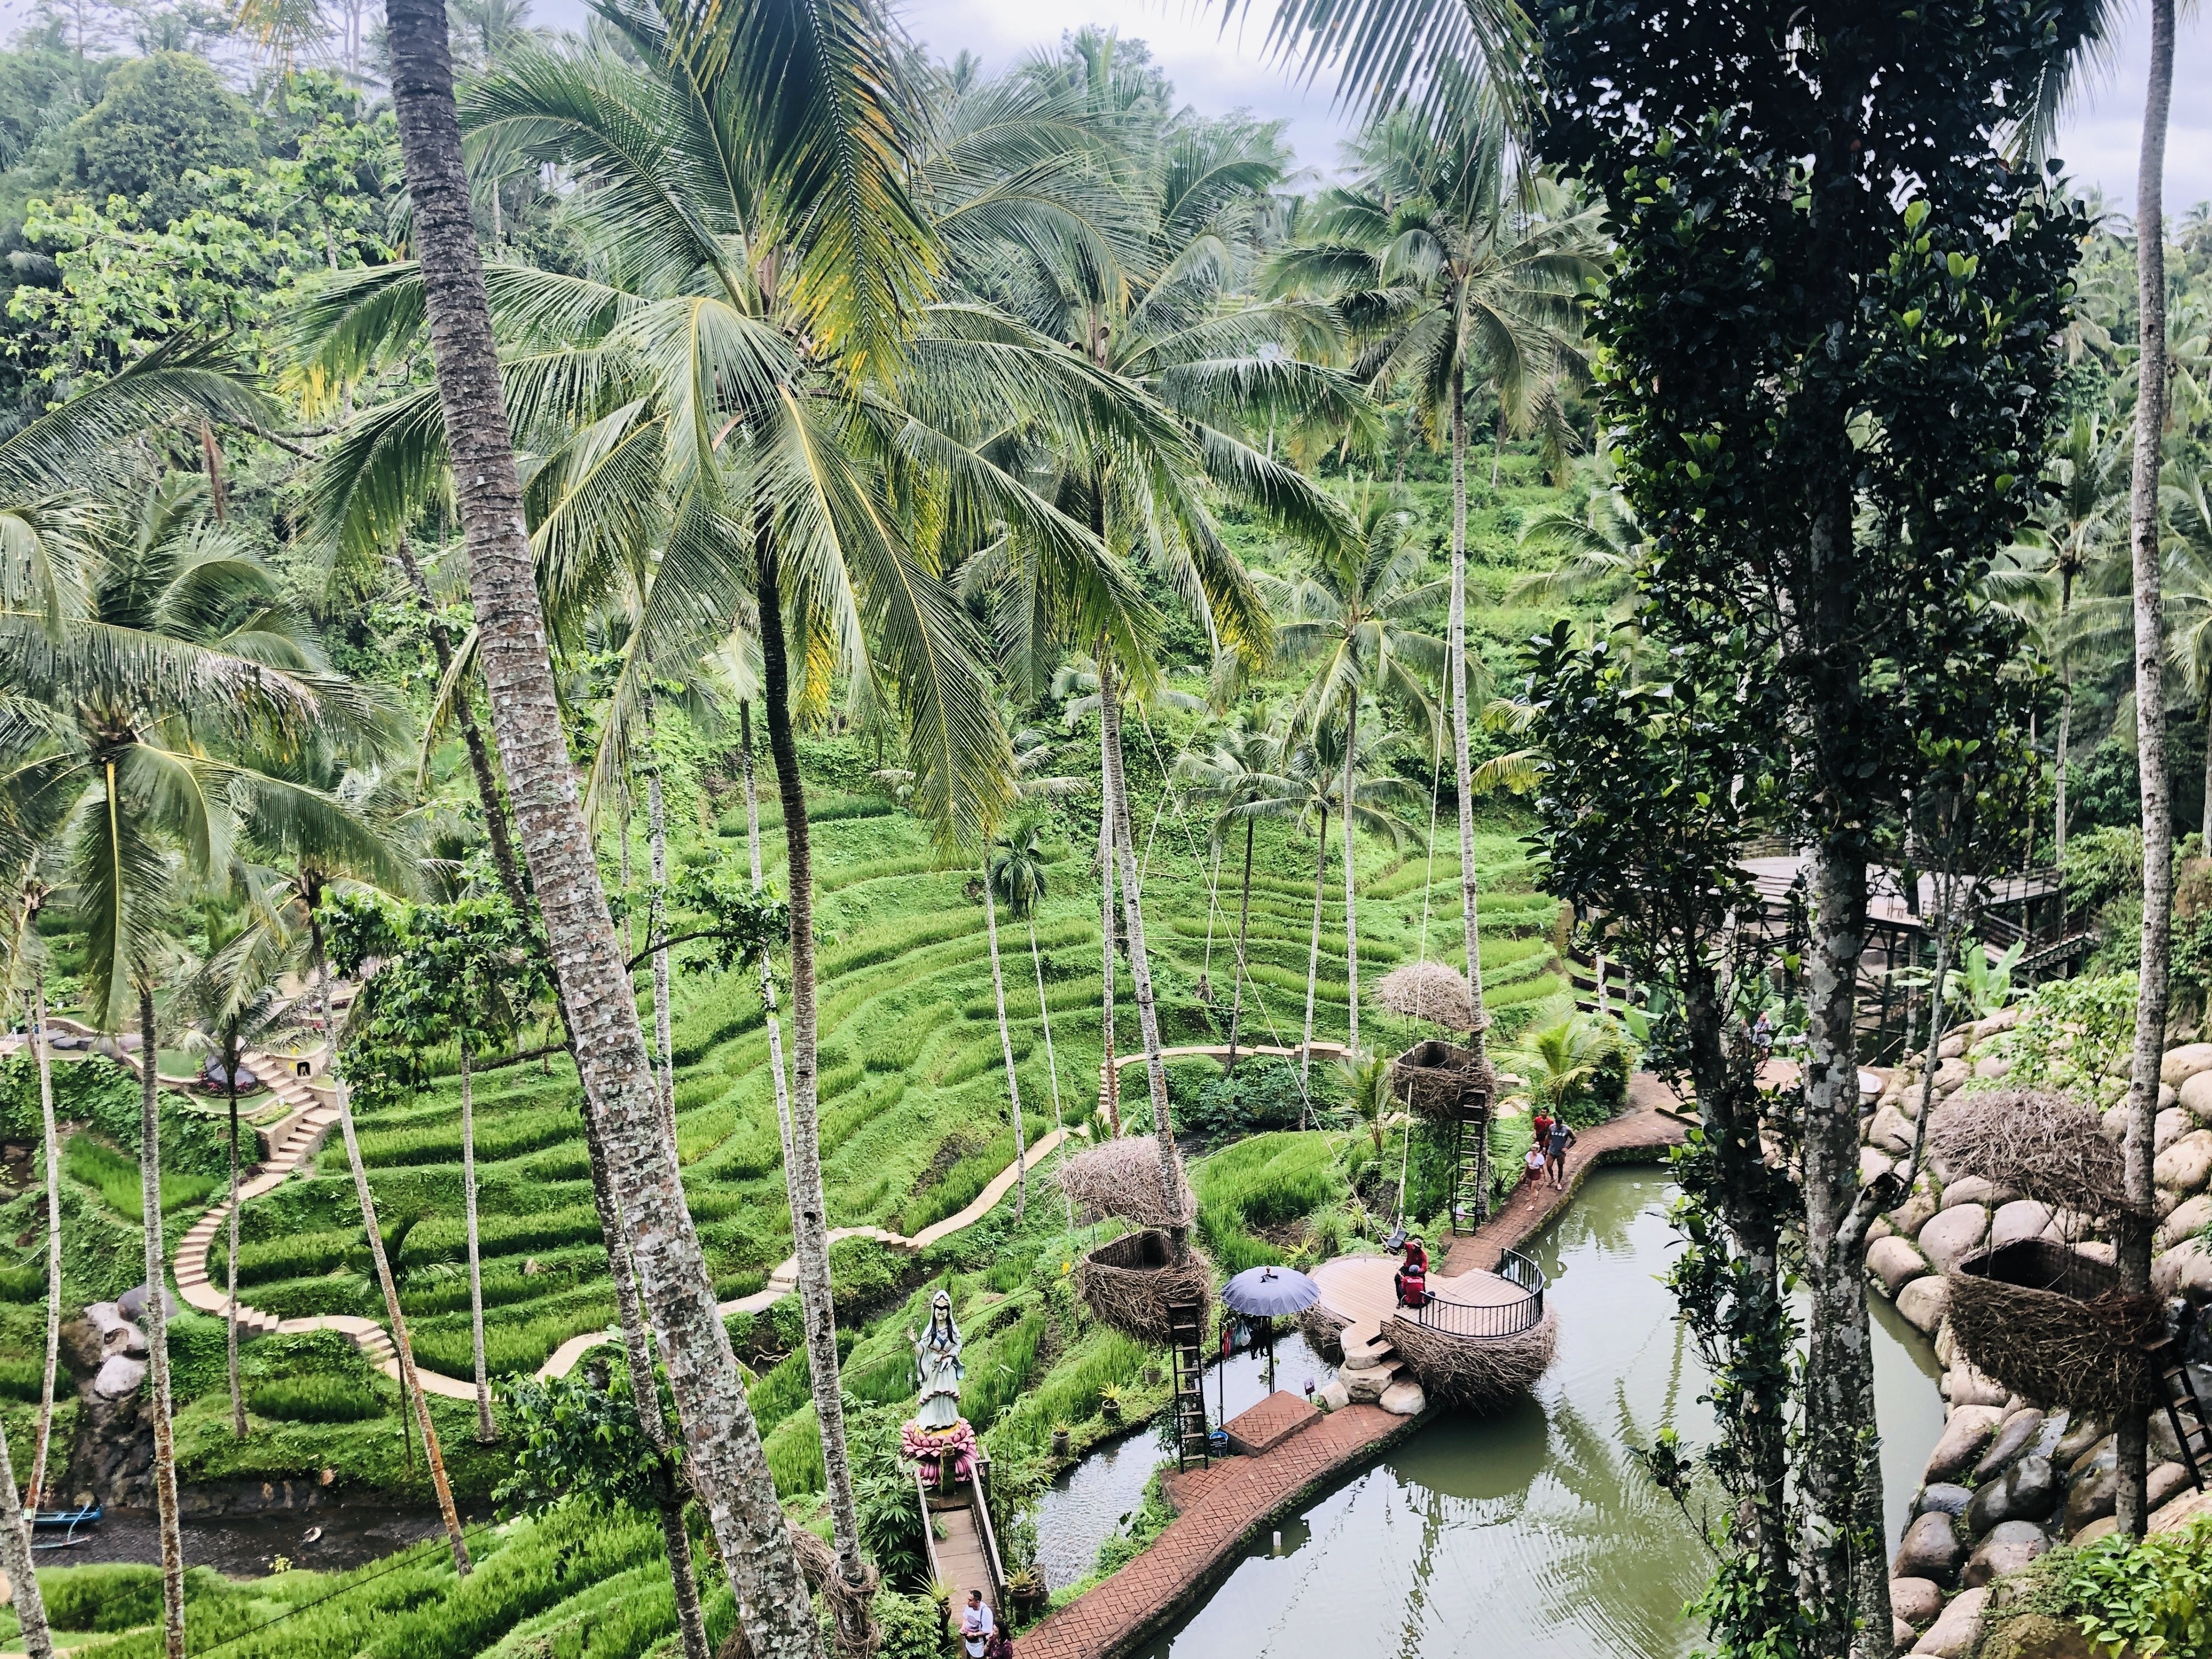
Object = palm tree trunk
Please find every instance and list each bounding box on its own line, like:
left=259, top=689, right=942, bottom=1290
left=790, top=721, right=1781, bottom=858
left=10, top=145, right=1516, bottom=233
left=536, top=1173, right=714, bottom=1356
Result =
left=395, top=534, right=524, bottom=912
left=227, top=1059, right=245, bottom=1439
left=982, top=860, right=1028, bottom=1219
left=1099, top=710, right=1120, bottom=1135
left=740, top=703, right=795, bottom=1173
left=1341, top=699, right=1361, bottom=1056
left=138, top=984, right=185, bottom=1659
left=2056, top=676, right=2072, bottom=868
left=27, top=984, right=61, bottom=1518
left=1029, top=918, right=1074, bottom=1227
left=755, top=548, right=876, bottom=1652
left=1228, top=820, right=1253, bottom=1069
left=1302, top=806, right=1327, bottom=1094
left=1490, top=401, right=1504, bottom=490
left=382, top=3, right=820, bottom=1644
left=2118, top=0, right=2176, bottom=1537
left=1448, top=370, right=1493, bottom=1093
left=645, top=702, right=678, bottom=1162
left=0, top=1092, right=51, bottom=1659
left=461, top=1041, right=494, bottom=1442
left=1098, top=657, right=1179, bottom=1235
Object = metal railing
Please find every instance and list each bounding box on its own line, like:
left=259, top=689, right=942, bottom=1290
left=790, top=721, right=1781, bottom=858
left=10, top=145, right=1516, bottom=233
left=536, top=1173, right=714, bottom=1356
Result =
left=1404, top=1248, right=1547, bottom=1340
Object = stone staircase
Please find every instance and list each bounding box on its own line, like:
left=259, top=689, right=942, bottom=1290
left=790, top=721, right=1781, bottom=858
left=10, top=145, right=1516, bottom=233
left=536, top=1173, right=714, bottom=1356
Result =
left=1329, top=1319, right=1426, bottom=1414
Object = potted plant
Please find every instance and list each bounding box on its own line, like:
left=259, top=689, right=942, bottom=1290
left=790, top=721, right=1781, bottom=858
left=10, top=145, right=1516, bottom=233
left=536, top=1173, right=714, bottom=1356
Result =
left=1006, top=1567, right=1049, bottom=1616
left=1098, top=1384, right=1124, bottom=1425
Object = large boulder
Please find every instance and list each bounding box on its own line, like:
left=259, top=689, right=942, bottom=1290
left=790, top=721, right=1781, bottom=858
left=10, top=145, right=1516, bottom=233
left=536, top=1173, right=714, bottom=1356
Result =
left=1942, top=1175, right=2002, bottom=1210
left=1893, top=1510, right=1965, bottom=1585
left=1862, top=1147, right=1898, bottom=1188
left=1974, top=1007, right=2021, bottom=1041
left=1915, top=1483, right=1975, bottom=1519
left=2153, top=1235, right=2212, bottom=1300
left=1889, top=1185, right=1941, bottom=1239
left=2158, top=1106, right=2198, bottom=1155
left=1378, top=1379, right=1426, bottom=1416
left=1924, top=1404, right=2006, bottom=1483
left=1890, top=1577, right=1944, bottom=1630
left=1972, top=1409, right=2045, bottom=1483
left=1869, top=1103, right=1917, bottom=1156
left=1943, top=1368, right=2008, bottom=1408
left=2154, top=1128, right=2212, bottom=1195
left=2151, top=1484, right=2212, bottom=1533
left=2064, top=1453, right=2119, bottom=1534
left=1990, top=1199, right=2057, bottom=1249
left=2164, top=1043, right=2212, bottom=1088
left=1961, top=1524, right=2051, bottom=1589
left=1898, top=1275, right=1950, bottom=1334
left=93, top=1353, right=145, bottom=1398
left=1933, top=1057, right=1971, bottom=1096
left=1869, top=1235, right=1931, bottom=1297
left=1911, top=1586, right=1989, bottom=1657
left=1964, top=1455, right=2056, bottom=1533
left=2155, top=1193, right=2212, bottom=1252
left=2181, top=1067, right=2212, bottom=1122
left=1918, top=1205, right=1993, bottom=1274
left=2148, top=1460, right=2194, bottom=1514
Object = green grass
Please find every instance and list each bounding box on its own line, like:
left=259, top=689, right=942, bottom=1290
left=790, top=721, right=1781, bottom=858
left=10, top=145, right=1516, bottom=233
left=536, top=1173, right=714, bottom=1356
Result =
left=65, top=1135, right=218, bottom=1221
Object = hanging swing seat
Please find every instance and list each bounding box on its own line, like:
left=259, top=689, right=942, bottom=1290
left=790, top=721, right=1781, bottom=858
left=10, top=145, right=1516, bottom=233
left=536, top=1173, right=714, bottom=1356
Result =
left=1949, top=1238, right=2164, bottom=1423
left=1077, top=1228, right=1214, bottom=1344
left=1390, top=1040, right=1491, bottom=1124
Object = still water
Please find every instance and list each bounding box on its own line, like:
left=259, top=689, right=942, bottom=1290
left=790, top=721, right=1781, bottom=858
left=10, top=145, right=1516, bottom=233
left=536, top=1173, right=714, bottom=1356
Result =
left=1113, top=1167, right=1944, bottom=1659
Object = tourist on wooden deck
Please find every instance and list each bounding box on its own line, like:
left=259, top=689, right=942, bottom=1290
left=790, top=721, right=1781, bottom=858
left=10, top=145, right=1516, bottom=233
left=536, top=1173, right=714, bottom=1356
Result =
left=1394, top=1235, right=1429, bottom=1309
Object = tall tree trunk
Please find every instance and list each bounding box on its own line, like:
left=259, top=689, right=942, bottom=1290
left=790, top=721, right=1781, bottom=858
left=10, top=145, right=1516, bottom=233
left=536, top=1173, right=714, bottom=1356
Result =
left=755, top=550, right=876, bottom=1654
left=395, top=535, right=523, bottom=911
left=27, top=984, right=61, bottom=1516
left=1228, top=820, right=1254, bottom=1068
left=1449, top=370, right=1493, bottom=1098
left=2056, top=679, right=2072, bottom=870
left=645, top=700, right=678, bottom=1162
left=382, top=2, right=819, bottom=1645
left=461, top=1041, right=494, bottom=1441
left=1341, top=699, right=1361, bottom=1055
left=981, top=860, right=1028, bottom=1219
left=1099, top=708, right=1120, bottom=1135
left=2119, top=0, right=2176, bottom=1537
left=138, top=985, right=186, bottom=1659
left=0, top=1009, right=51, bottom=1659
left=227, top=1059, right=245, bottom=1438
left=1099, top=657, right=1178, bottom=1236
left=1029, top=918, right=1074, bottom=1227
left=1302, top=806, right=1328, bottom=1093
left=740, top=703, right=795, bottom=1173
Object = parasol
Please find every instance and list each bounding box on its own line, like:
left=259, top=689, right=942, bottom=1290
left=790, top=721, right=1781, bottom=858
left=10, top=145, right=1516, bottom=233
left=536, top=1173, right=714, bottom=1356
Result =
left=1221, top=1265, right=1320, bottom=1318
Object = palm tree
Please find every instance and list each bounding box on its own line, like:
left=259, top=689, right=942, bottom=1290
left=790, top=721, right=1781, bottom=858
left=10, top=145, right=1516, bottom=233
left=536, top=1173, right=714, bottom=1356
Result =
left=1268, top=99, right=1599, bottom=1088
left=1176, top=714, right=1288, bottom=1069
left=0, top=884, right=58, bottom=1659
left=977, top=837, right=1031, bottom=1221
left=1263, top=492, right=1442, bottom=1052
left=171, top=920, right=306, bottom=1440
left=2163, top=465, right=2212, bottom=845
left=1508, top=482, right=1645, bottom=627
left=988, top=818, right=1064, bottom=1220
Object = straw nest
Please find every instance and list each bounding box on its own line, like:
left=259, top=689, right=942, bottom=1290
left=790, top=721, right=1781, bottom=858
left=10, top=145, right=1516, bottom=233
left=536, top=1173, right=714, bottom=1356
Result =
left=1374, top=962, right=1481, bottom=1032
left=1388, top=1307, right=1558, bottom=1412
left=1926, top=1090, right=2135, bottom=1219
left=1297, top=1302, right=1350, bottom=1364
left=1389, top=1039, right=1492, bottom=1124
left=1056, top=1136, right=1193, bottom=1229
left=1077, top=1228, right=1213, bottom=1344
left=1947, top=1239, right=2164, bottom=1423
left=717, top=1526, right=882, bottom=1658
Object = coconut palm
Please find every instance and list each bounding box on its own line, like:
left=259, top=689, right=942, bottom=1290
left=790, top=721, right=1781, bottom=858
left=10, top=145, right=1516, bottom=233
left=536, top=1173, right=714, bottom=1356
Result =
left=2163, top=465, right=2212, bottom=845
left=1263, top=491, right=1443, bottom=1052
left=1176, top=714, right=1290, bottom=1069
left=1507, top=483, right=1644, bottom=622
left=1268, top=98, right=1599, bottom=1088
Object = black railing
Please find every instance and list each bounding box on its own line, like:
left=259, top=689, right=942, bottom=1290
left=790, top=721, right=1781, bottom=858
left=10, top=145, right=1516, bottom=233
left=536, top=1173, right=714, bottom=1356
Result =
left=1406, top=1248, right=1547, bottom=1340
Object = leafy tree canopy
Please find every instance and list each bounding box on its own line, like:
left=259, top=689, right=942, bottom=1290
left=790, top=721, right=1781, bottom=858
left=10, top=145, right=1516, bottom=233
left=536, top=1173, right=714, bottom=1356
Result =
left=66, top=51, right=254, bottom=228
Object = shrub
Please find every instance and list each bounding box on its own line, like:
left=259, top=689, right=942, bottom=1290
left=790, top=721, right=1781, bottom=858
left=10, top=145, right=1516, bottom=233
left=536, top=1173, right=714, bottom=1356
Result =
left=39, top=1562, right=162, bottom=1631
left=830, top=1235, right=904, bottom=1318
left=877, top=1590, right=945, bottom=1659
left=2037, top=1517, right=2212, bottom=1658
left=1184, top=1059, right=1310, bottom=1140
left=0, top=1055, right=229, bottom=1177
left=249, top=1374, right=381, bottom=1423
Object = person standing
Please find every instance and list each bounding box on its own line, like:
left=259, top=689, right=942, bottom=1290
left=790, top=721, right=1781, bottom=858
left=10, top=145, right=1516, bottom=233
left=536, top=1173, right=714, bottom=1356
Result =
left=1544, top=1116, right=1577, bottom=1190
left=963, top=1590, right=996, bottom=1659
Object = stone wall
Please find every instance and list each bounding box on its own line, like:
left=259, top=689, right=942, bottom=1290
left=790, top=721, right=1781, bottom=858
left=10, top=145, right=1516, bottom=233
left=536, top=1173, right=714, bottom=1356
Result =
left=1861, top=1014, right=2212, bottom=1656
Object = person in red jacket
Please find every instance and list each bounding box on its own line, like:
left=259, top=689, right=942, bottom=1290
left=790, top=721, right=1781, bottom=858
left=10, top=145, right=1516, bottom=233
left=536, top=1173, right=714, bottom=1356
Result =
left=1393, top=1234, right=1430, bottom=1308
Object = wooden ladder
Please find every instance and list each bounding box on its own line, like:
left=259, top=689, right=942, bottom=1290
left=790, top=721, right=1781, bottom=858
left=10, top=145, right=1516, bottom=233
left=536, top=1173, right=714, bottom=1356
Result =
left=1447, top=1103, right=1491, bottom=1236
left=1167, top=1299, right=1210, bottom=1471
left=2151, top=1339, right=2210, bottom=1493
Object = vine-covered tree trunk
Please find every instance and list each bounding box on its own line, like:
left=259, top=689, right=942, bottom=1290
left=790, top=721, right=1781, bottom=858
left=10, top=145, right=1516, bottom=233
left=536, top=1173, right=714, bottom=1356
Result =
left=1227, top=820, right=1254, bottom=1068
left=227, top=1062, right=245, bottom=1438
left=2119, top=0, right=2176, bottom=1537
left=982, top=860, right=1028, bottom=1219
left=27, top=984, right=61, bottom=1515
left=1099, top=707, right=1120, bottom=1135
left=1099, top=656, right=1178, bottom=1238
left=1301, top=805, right=1329, bottom=1093
left=138, top=986, right=186, bottom=1659
left=755, top=549, right=876, bottom=1654
left=461, top=1042, right=495, bottom=1441
left=0, top=1089, right=52, bottom=1659
left=1341, top=697, right=1361, bottom=1055
left=382, top=0, right=819, bottom=1644
left=740, top=703, right=794, bottom=1171
left=1448, top=370, right=1492, bottom=1107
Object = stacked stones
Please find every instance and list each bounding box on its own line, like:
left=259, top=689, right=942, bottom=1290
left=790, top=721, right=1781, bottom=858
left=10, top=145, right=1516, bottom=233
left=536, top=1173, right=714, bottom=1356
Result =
left=1860, top=1024, right=2212, bottom=1655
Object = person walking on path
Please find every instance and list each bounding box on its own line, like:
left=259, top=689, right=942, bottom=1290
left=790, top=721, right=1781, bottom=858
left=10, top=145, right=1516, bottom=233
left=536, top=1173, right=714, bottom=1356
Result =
left=1544, top=1116, right=1577, bottom=1190
left=963, top=1591, right=996, bottom=1659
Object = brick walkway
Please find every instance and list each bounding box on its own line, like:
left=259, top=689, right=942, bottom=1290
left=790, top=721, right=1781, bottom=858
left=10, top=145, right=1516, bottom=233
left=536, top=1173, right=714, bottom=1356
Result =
left=1017, top=1404, right=1420, bottom=1659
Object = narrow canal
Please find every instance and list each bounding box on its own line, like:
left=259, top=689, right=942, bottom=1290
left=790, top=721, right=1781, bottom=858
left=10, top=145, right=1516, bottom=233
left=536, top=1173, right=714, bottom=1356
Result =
left=1103, top=1166, right=1944, bottom=1659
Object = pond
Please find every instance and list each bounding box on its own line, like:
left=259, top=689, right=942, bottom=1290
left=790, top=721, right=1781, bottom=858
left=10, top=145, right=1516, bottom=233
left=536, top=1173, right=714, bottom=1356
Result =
left=1080, top=1167, right=1944, bottom=1659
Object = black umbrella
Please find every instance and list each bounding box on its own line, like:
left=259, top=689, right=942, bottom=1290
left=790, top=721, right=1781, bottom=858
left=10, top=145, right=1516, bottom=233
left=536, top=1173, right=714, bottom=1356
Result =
left=1221, top=1267, right=1319, bottom=1404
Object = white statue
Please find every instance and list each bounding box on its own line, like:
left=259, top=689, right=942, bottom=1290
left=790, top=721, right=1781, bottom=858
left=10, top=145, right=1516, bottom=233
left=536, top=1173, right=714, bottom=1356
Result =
left=912, top=1290, right=964, bottom=1431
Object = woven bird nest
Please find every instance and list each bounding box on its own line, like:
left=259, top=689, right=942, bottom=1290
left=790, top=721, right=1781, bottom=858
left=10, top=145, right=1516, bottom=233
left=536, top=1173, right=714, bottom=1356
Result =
left=1056, top=1136, right=1193, bottom=1229
left=1390, top=1039, right=1492, bottom=1124
left=716, top=1525, right=881, bottom=1659
left=1389, top=1307, right=1558, bottom=1412
left=1947, top=1239, right=2163, bottom=1423
left=1375, top=962, right=1481, bottom=1032
left=1926, top=1090, right=2135, bottom=1220
left=1076, top=1228, right=1212, bottom=1344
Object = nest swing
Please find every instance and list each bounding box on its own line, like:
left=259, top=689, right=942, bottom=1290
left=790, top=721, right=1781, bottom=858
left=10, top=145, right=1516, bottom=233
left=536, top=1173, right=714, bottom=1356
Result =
left=1389, top=1039, right=1491, bottom=1124
left=1056, top=1136, right=1194, bottom=1230
left=1925, top=1090, right=2134, bottom=1216
left=1375, top=962, right=1482, bottom=1034
left=1948, top=1239, right=2164, bottom=1424
left=1076, top=1227, right=1214, bottom=1344
left=1389, top=1307, right=1560, bottom=1412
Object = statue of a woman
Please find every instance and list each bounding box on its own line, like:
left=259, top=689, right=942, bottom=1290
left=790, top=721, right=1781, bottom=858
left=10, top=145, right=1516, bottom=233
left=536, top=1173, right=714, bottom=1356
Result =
left=912, top=1290, right=964, bottom=1430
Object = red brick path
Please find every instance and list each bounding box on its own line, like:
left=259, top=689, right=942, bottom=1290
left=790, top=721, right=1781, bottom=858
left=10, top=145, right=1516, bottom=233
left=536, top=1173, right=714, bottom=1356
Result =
left=1017, top=1404, right=1420, bottom=1659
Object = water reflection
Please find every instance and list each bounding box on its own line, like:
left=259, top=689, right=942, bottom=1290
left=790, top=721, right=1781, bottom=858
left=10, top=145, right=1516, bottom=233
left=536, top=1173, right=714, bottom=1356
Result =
left=1130, top=1169, right=1943, bottom=1659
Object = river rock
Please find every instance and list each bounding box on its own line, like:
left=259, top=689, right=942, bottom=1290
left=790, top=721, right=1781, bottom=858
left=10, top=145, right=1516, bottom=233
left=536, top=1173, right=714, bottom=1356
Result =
left=1934, top=1057, right=1971, bottom=1096
left=1975, top=1056, right=2013, bottom=1081
left=93, top=1353, right=145, bottom=1397
left=1893, top=1617, right=1916, bottom=1654
left=1942, top=1175, right=2001, bottom=1209
left=2056, top=1419, right=2107, bottom=1466
left=1893, top=1510, right=1965, bottom=1585
left=1916, top=1483, right=1975, bottom=1519
left=1939, top=1031, right=1970, bottom=1060
left=1869, top=1236, right=1930, bottom=1297
left=2158, top=1107, right=2197, bottom=1155
left=1943, top=1368, right=2008, bottom=1408
left=1378, top=1379, right=1425, bottom=1415
left=1891, top=1577, right=1944, bottom=1630
left=1925, top=1404, right=2006, bottom=1483
left=1975, top=1007, right=2021, bottom=1040
left=1898, top=1275, right=1950, bottom=1334
left=1920, top=1205, right=1992, bottom=1273
left=2182, top=1069, right=2212, bottom=1122
left=2164, top=1043, right=2212, bottom=1088
left=2153, top=1236, right=2212, bottom=1300
left=1344, top=1366, right=1391, bottom=1403
left=1312, top=1379, right=1350, bottom=1413
left=1990, top=1199, right=2057, bottom=1249
left=2157, top=1186, right=2186, bottom=1221
left=2064, top=1462, right=2118, bottom=1533
left=2148, top=1460, right=2193, bottom=1513
left=1890, top=1185, right=1941, bottom=1238
left=1911, top=1585, right=1989, bottom=1656
left=2155, top=1129, right=2212, bottom=1194
left=1869, top=1103, right=1916, bottom=1155
left=2156, top=1193, right=2212, bottom=1251
left=2102, top=1103, right=2129, bottom=1141
left=1966, top=1455, right=2056, bottom=1533
left=1962, top=1527, right=2051, bottom=1588
left=2070, top=1239, right=2117, bottom=1267
left=1972, top=1409, right=2045, bottom=1482
left=1862, top=1147, right=1898, bottom=1187
left=2151, top=1485, right=2212, bottom=1533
